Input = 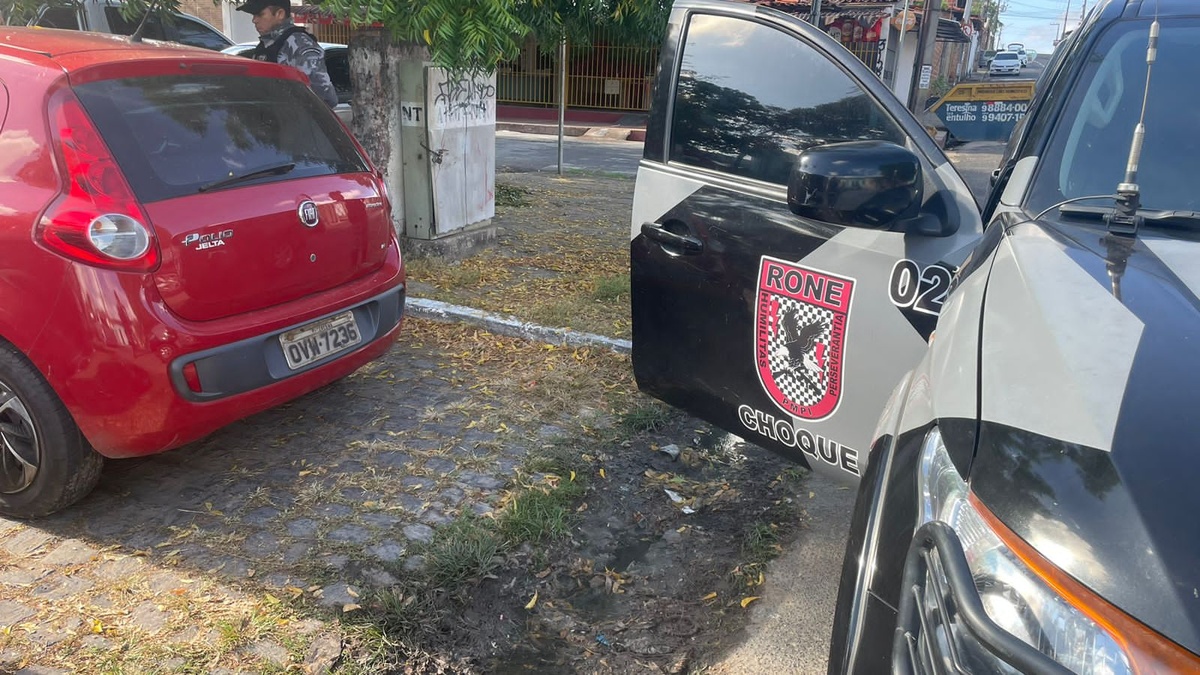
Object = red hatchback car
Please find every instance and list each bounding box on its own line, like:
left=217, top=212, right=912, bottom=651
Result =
left=0, top=29, right=406, bottom=518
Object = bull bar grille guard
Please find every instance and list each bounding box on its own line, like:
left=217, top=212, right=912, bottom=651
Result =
left=891, top=521, right=1073, bottom=675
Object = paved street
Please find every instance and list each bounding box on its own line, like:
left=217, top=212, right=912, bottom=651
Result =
left=497, top=131, right=643, bottom=176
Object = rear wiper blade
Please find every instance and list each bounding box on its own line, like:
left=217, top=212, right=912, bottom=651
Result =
left=1058, top=204, right=1200, bottom=228
left=198, top=163, right=295, bottom=193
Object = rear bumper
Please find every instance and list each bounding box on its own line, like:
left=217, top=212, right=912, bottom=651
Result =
left=29, top=244, right=406, bottom=459
left=891, top=521, right=1071, bottom=675
left=169, top=286, right=404, bottom=402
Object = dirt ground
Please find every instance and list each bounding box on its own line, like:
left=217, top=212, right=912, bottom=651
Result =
left=408, top=414, right=810, bottom=674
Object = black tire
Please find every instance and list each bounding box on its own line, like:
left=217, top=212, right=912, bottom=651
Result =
left=0, top=343, right=103, bottom=519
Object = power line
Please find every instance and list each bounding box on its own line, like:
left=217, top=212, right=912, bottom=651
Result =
left=1002, top=0, right=1069, bottom=9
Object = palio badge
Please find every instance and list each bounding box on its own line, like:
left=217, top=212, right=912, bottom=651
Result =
left=755, top=256, right=854, bottom=421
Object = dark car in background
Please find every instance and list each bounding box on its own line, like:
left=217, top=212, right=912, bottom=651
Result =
left=629, top=0, right=1200, bottom=672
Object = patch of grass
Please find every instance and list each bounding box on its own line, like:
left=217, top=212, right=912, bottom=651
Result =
left=496, top=183, right=532, bottom=207
left=742, top=523, right=781, bottom=563
left=499, top=478, right=586, bottom=543
left=563, top=168, right=635, bottom=180
left=364, top=586, right=450, bottom=645
left=590, top=273, right=630, bottom=302
left=420, top=515, right=507, bottom=588
left=619, top=401, right=674, bottom=433
left=780, top=466, right=810, bottom=484
left=522, top=443, right=581, bottom=475
left=527, top=299, right=589, bottom=329
left=731, top=522, right=783, bottom=590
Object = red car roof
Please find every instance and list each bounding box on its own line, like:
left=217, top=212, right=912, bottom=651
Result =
left=1, top=27, right=202, bottom=59
left=0, top=27, right=302, bottom=84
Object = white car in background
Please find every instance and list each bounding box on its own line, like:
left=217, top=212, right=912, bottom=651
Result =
left=30, top=0, right=232, bottom=50
left=989, top=50, right=1022, bottom=76
left=1006, top=41, right=1029, bottom=66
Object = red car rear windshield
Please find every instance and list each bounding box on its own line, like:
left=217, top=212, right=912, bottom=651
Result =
left=73, top=75, right=368, bottom=203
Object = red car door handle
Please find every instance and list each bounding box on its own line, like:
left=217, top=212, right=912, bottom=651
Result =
left=641, top=222, right=703, bottom=254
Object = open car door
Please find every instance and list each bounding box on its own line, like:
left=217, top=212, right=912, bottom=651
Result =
left=631, top=0, right=984, bottom=482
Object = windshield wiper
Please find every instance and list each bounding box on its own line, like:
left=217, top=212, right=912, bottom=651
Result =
left=198, top=163, right=295, bottom=193
left=1059, top=204, right=1200, bottom=228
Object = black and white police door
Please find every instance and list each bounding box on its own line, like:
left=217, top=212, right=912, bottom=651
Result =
left=630, top=3, right=984, bottom=482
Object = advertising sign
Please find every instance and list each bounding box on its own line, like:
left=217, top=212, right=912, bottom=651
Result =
left=931, top=81, right=1036, bottom=142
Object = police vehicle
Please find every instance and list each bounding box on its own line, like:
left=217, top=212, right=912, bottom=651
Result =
left=629, top=0, right=1200, bottom=672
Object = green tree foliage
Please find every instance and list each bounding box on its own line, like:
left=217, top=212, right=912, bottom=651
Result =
left=7, top=0, right=668, bottom=68
left=314, top=0, right=670, bottom=70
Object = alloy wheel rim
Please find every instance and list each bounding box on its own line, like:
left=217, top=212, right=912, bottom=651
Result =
left=0, top=382, right=39, bottom=494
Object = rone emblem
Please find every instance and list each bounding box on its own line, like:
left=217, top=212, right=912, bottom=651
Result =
left=754, top=257, right=854, bottom=421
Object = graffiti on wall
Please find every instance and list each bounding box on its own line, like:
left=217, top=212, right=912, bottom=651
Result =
left=431, top=73, right=498, bottom=129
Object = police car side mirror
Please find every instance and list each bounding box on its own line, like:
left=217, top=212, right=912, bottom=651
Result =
left=787, top=141, right=923, bottom=230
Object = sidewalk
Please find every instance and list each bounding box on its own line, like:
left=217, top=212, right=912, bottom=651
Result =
left=496, top=104, right=647, bottom=142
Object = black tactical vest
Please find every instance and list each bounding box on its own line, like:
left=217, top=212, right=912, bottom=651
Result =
left=250, top=26, right=310, bottom=63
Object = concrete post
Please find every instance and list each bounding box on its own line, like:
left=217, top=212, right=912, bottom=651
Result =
left=349, top=31, right=497, bottom=259
left=907, top=6, right=944, bottom=112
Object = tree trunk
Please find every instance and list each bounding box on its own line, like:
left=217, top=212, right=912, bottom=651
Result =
left=348, top=30, right=430, bottom=235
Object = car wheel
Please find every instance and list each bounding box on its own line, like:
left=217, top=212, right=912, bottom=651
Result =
left=0, top=344, right=103, bottom=519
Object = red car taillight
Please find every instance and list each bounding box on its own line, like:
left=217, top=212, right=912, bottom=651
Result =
left=36, top=88, right=160, bottom=272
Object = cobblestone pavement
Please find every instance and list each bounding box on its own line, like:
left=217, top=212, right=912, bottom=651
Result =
left=0, top=318, right=602, bottom=673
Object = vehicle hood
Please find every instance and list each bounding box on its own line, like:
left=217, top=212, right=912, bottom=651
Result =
left=969, top=219, right=1200, bottom=655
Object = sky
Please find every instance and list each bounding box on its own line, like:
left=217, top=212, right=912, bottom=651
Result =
left=994, top=0, right=1089, bottom=54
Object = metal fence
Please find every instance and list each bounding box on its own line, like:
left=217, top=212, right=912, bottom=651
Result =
left=307, top=22, right=353, bottom=46
left=496, top=33, right=659, bottom=112
left=302, top=25, right=658, bottom=113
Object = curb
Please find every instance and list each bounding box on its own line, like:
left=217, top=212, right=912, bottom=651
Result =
left=407, top=297, right=632, bottom=355
left=496, top=121, right=645, bottom=143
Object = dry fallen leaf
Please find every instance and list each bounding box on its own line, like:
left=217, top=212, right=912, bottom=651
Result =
left=599, top=468, right=607, bottom=479
left=525, top=590, right=539, bottom=610
left=740, top=596, right=761, bottom=608
left=701, top=592, right=718, bottom=601
left=342, top=604, right=361, bottom=613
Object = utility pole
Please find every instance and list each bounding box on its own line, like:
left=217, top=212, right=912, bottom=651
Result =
left=1061, top=0, right=1071, bottom=41
left=809, top=0, right=822, bottom=26
left=907, top=4, right=943, bottom=112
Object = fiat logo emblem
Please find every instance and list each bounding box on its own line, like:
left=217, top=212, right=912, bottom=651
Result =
left=298, top=201, right=320, bottom=228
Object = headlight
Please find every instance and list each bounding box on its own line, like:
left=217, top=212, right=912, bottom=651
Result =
left=918, top=428, right=1142, bottom=674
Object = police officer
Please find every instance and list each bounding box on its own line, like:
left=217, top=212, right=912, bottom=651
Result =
left=235, top=0, right=338, bottom=109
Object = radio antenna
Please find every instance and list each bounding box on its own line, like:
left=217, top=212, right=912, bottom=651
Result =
left=1108, top=10, right=1159, bottom=236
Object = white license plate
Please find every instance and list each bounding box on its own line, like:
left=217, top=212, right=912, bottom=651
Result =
left=280, top=311, right=362, bottom=370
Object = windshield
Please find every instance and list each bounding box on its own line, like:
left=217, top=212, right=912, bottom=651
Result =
left=995, top=53, right=1018, bottom=61
left=1027, top=18, right=1200, bottom=215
